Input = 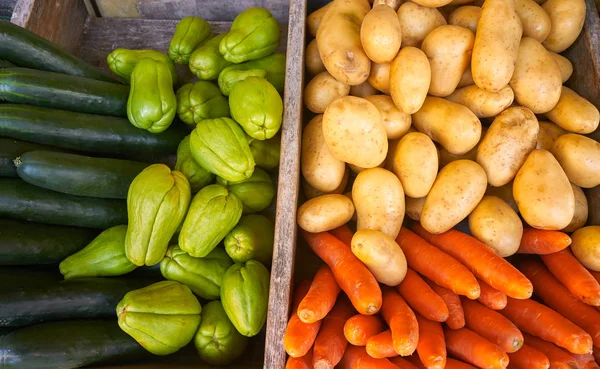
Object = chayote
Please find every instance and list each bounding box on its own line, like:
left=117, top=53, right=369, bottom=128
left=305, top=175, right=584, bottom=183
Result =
left=189, top=33, right=233, bottom=81
left=168, top=16, right=212, bottom=65
left=175, top=135, right=215, bottom=192
left=117, top=280, right=201, bottom=355
left=194, top=300, right=248, bottom=366
left=125, top=164, right=191, bottom=266
left=189, top=118, right=255, bottom=182
left=218, top=68, right=267, bottom=96
left=219, top=8, right=280, bottom=64
left=220, top=260, right=270, bottom=337
left=224, top=215, right=274, bottom=264
left=179, top=184, right=243, bottom=258
left=249, top=134, right=281, bottom=171
left=176, top=81, right=230, bottom=126
left=127, top=59, right=177, bottom=133
left=106, top=48, right=177, bottom=85
left=59, top=225, right=137, bottom=279
left=217, top=167, right=275, bottom=214
left=218, top=53, right=286, bottom=95
left=229, top=77, right=283, bottom=140
left=160, top=245, right=233, bottom=300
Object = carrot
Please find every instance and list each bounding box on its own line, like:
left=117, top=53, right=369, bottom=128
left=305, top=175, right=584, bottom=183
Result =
left=330, top=224, right=354, bottom=246
left=444, top=327, right=510, bottom=369
left=574, top=353, right=599, bottom=369
left=286, top=349, right=313, bottom=369
left=594, top=348, right=600, bottom=365
left=298, top=264, right=341, bottom=323
left=445, top=358, right=479, bottom=369
left=415, top=314, right=446, bottom=369
left=313, top=298, right=355, bottom=369
left=507, top=343, right=550, bottom=369
left=381, top=286, right=419, bottom=356
left=477, top=278, right=508, bottom=310
left=396, top=269, right=449, bottom=322
left=302, top=230, right=382, bottom=315
left=366, top=330, right=397, bottom=359
left=523, top=333, right=578, bottom=369
left=389, top=356, right=421, bottom=369
left=426, top=281, right=465, bottom=330
left=405, top=355, right=427, bottom=369
left=284, top=280, right=322, bottom=357
left=396, top=227, right=480, bottom=299
left=462, top=298, right=523, bottom=353
left=338, top=345, right=401, bottom=369
left=344, top=314, right=385, bottom=346
left=591, top=270, right=600, bottom=285
left=413, top=224, right=533, bottom=299
left=541, top=249, right=600, bottom=306
left=517, top=228, right=572, bottom=255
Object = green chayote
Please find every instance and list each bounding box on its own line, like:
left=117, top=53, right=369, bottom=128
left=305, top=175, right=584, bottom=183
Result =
left=218, top=53, right=286, bottom=95
left=218, top=68, right=267, bottom=96
left=175, top=135, right=215, bottom=192
left=176, top=81, right=230, bottom=126
left=106, top=48, right=177, bottom=85
left=217, top=167, right=275, bottom=214
left=249, top=134, right=281, bottom=171
left=224, top=215, right=274, bottom=264
left=168, top=16, right=212, bottom=65
left=189, top=33, right=233, bottom=80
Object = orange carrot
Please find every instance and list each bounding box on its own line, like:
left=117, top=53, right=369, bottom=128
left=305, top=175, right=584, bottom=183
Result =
left=344, top=314, right=385, bottom=346
left=413, top=224, right=533, bottom=299
left=366, top=330, right=397, bottom=359
left=507, top=343, right=550, bottom=369
left=302, top=230, right=382, bottom=315
left=298, top=264, right=341, bottom=323
left=396, top=269, right=449, bottom=322
left=389, top=356, right=421, bottom=369
left=313, top=298, right=355, bottom=369
left=500, top=297, right=593, bottom=354
left=591, top=270, right=600, bottom=285
left=415, top=314, right=446, bottom=369
left=396, top=227, right=480, bottom=299
left=444, top=327, right=509, bottom=369
left=517, top=228, right=572, bottom=255
left=285, top=280, right=322, bottom=357
left=330, top=224, right=354, bottom=246
left=445, top=358, right=479, bottom=369
left=286, top=348, right=313, bottom=369
left=574, top=353, right=599, bottom=369
left=381, top=286, right=419, bottom=356
left=595, top=348, right=600, bottom=365
left=477, top=278, right=508, bottom=310
left=462, top=298, right=523, bottom=353
left=541, top=249, right=600, bottom=306
left=405, top=355, right=427, bottom=369
left=523, top=333, right=578, bottom=369
left=426, top=281, right=465, bottom=330
left=338, top=345, right=401, bottom=369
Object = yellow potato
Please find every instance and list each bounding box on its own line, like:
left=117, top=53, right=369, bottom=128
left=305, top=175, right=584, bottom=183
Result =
left=509, top=37, right=562, bottom=114
left=411, top=0, right=454, bottom=7
left=390, top=47, right=431, bottom=114
left=305, top=38, right=326, bottom=76
left=439, top=144, right=479, bottom=168
left=365, top=95, right=412, bottom=139
left=421, top=160, right=488, bottom=234
left=412, top=96, right=482, bottom=155
left=549, top=52, right=573, bottom=83
left=448, top=6, right=481, bottom=34
left=552, top=134, right=600, bottom=188
left=373, top=0, right=404, bottom=10
left=457, top=67, right=475, bottom=88
left=513, top=149, right=574, bottom=230
left=349, top=161, right=385, bottom=174
left=515, top=0, right=551, bottom=42
left=563, top=184, right=589, bottom=233
left=351, top=229, right=408, bottom=286
left=468, top=195, right=523, bottom=257
left=397, top=2, right=447, bottom=48
left=472, top=0, right=523, bottom=92
left=361, top=5, right=402, bottom=63
left=368, top=62, right=391, bottom=94
left=350, top=81, right=378, bottom=98
left=542, top=0, right=586, bottom=53
left=570, top=226, right=600, bottom=271
left=317, top=0, right=371, bottom=86
left=307, top=2, right=333, bottom=38
left=421, top=25, right=475, bottom=97
left=446, top=85, right=514, bottom=118
left=476, top=107, right=539, bottom=187
left=353, top=168, right=405, bottom=238
left=304, top=71, right=350, bottom=114
left=302, top=168, right=350, bottom=200
left=546, top=87, right=600, bottom=134
left=322, top=96, right=388, bottom=168
left=486, top=180, right=519, bottom=213
left=536, top=121, right=566, bottom=150
left=385, top=128, right=420, bottom=171
left=297, top=194, right=355, bottom=233
left=392, top=132, right=438, bottom=198
left=405, top=195, right=427, bottom=221
left=451, top=0, right=476, bottom=4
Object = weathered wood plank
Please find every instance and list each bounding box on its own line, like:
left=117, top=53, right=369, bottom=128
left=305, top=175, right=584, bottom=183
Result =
left=95, top=0, right=141, bottom=18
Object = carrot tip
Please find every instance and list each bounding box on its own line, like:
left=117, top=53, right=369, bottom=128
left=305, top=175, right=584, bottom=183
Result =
left=313, top=359, right=332, bottom=369
left=512, top=339, right=524, bottom=352
left=366, top=304, right=380, bottom=315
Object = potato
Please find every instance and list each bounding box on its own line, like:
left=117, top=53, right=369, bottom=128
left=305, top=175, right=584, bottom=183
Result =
left=421, top=160, right=487, bottom=234
left=397, top=2, right=447, bottom=48
left=451, top=0, right=477, bottom=4
left=536, top=121, right=566, bottom=150
left=305, top=38, right=326, bottom=76
left=405, top=195, right=427, bottom=221
left=509, top=37, right=562, bottom=114
left=304, top=72, right=350, bottom=113
left=570, top=226, right=600, bottom=271
left=486, top=180, right=519, bottom=213
left=563, top=184, right=589, bottom=233
left=468, top=195, right=523, bottom=257
left=448, top=6, right=481, bottom=34
left=385, top=128, right=419, bottom=171
left=365, top=95, right=412, bottom=139
left=412, top=96, right=482, bottom=155
left=476, top=107, right=539, bottom=187
left=373, top=0, right=404, bottom=10
left=457, top=67, right=475, bottom=88
left=316, top=0, right=371, bottom=86
left=297, top=194, right=355, bottom=233
left=439, top=144, right=478, bottom=168
left=353, top=168, right=405, bottom=238
left=446, top=85, right=514, bottom=118
left=392, top=132, right=438, bottom=198
left=302, top=168, right=350, bottom=200
left=349, top=162, right=385, bottom=175
left=322, top=96, right=388, bottom=168
left=351, top=229, right=408, bottom=286
left=513, top=149, right=574, bottom=230
left=546, top=87, right=600, bottom=134
left=368, top=62, right=391, bottom=94
left=472, top=0, right=523, bottom=92
left=421, top=25, right=475, bottom=97
left=361, top=5, right=402, bottom=64
left=549, top=52, right=573, bottom=83
left=515, top=0, right=551, bottom=42
left=411, top=0, right=454, bottom=7
left=542, top=0, right=586, bottom=53
left=350, top=81, right=378, bottom=98
left=552, top=134, right=600, bottom=188
left=390, top=47, right=431, bottom=114
left=307, top=2, right=333, bottom=38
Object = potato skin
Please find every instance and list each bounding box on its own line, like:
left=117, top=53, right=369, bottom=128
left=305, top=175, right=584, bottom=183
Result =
left=446, top=85, right=514, bottom=118
left=458, top=67, right=475, bottom=88
left=448, top=6, right=481, bottom=34
left=411, top=0, right=454, bottom=7
left=297, top=194, right=355, bottom=233
left=515, top=0, right=551, bottom=42
left=390, top=47, right=431, bottom=114
left=542, top=0, right=586, bottom=53
left=360, top=5, right=402, bottom=64
left=397, top=2, right=447, bottom=48
left=302, top=168, right=349, bottom=200
left=405, top=195, right=427, bottom=221
left=368, top=62, right=391, bottom=94
left=562, top=184, right=588, bottom=233
left=546, top=87, right=600, bottom=134
left=570, top=226, right=600, bottom=271
left=549, top=52, right=573, bottom=83
left=392, top=132, right=438, bottom=198
left=551, top=134, right=600, bottom=188
left=306, top=38, right=326, bottom=76
left=536, top=121, right=567, bottom=151
left=304, top=71, right=350, bottom=113
left=486, top=180, right=519, bottom=213
left=307, top=2, right=333, bottom=38
left=373, top=0, right=403, bottom=10
left=351, top=229, right=408, bottom=286
left=350, top=81, right=378, bottom=98
left=365, top=95, right=411, bottom=139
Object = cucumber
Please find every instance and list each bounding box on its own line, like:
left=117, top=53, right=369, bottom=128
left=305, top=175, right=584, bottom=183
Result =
left=0, top=138, right=64, bottom=178
left=0, top=104, right=188, bottom=157
left=15, top=151, right=148, bottom=199
left=0, top=67, right=129, bottom=116
left=0, top=20, right=113, bottom=82
left=0, top=60, right=15, bottom=67
left=0, top=219, right=98, bottom=265
left=0, top=178, right=127, bottom=229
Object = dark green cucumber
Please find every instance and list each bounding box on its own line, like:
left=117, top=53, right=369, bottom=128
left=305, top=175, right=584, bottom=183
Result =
left=15, top=151, right=148, bottom=199
left=2, top=320, right=148, bottom=369
left=0, top=219, right=98, bottom=265
left=0, top=67, right=129, bottom=116
left=0, top=138, right=64, bottom=178
left=0, top=104, right=188, bottom=156
left=0, top=178, right=127, bottom=229
left=0, top=60, right=14, bottom=68
left=0, top=20, right=114, bottom=82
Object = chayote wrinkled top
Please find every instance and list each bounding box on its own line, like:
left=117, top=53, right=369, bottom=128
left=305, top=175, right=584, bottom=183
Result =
left=175, top=135, right=215, bottom=192
left=168, top=16, right=212, bottom=65
left=189, top=33, right=233, bottom=80
left=218, top=53, right=286, bottom=95
left=176, top=81, right=230, bottom=126
left=106, top=48, right=177, bottom=85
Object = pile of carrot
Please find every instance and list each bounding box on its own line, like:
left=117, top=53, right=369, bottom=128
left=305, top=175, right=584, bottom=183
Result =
left=284, top=223, right=600, bottom=369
